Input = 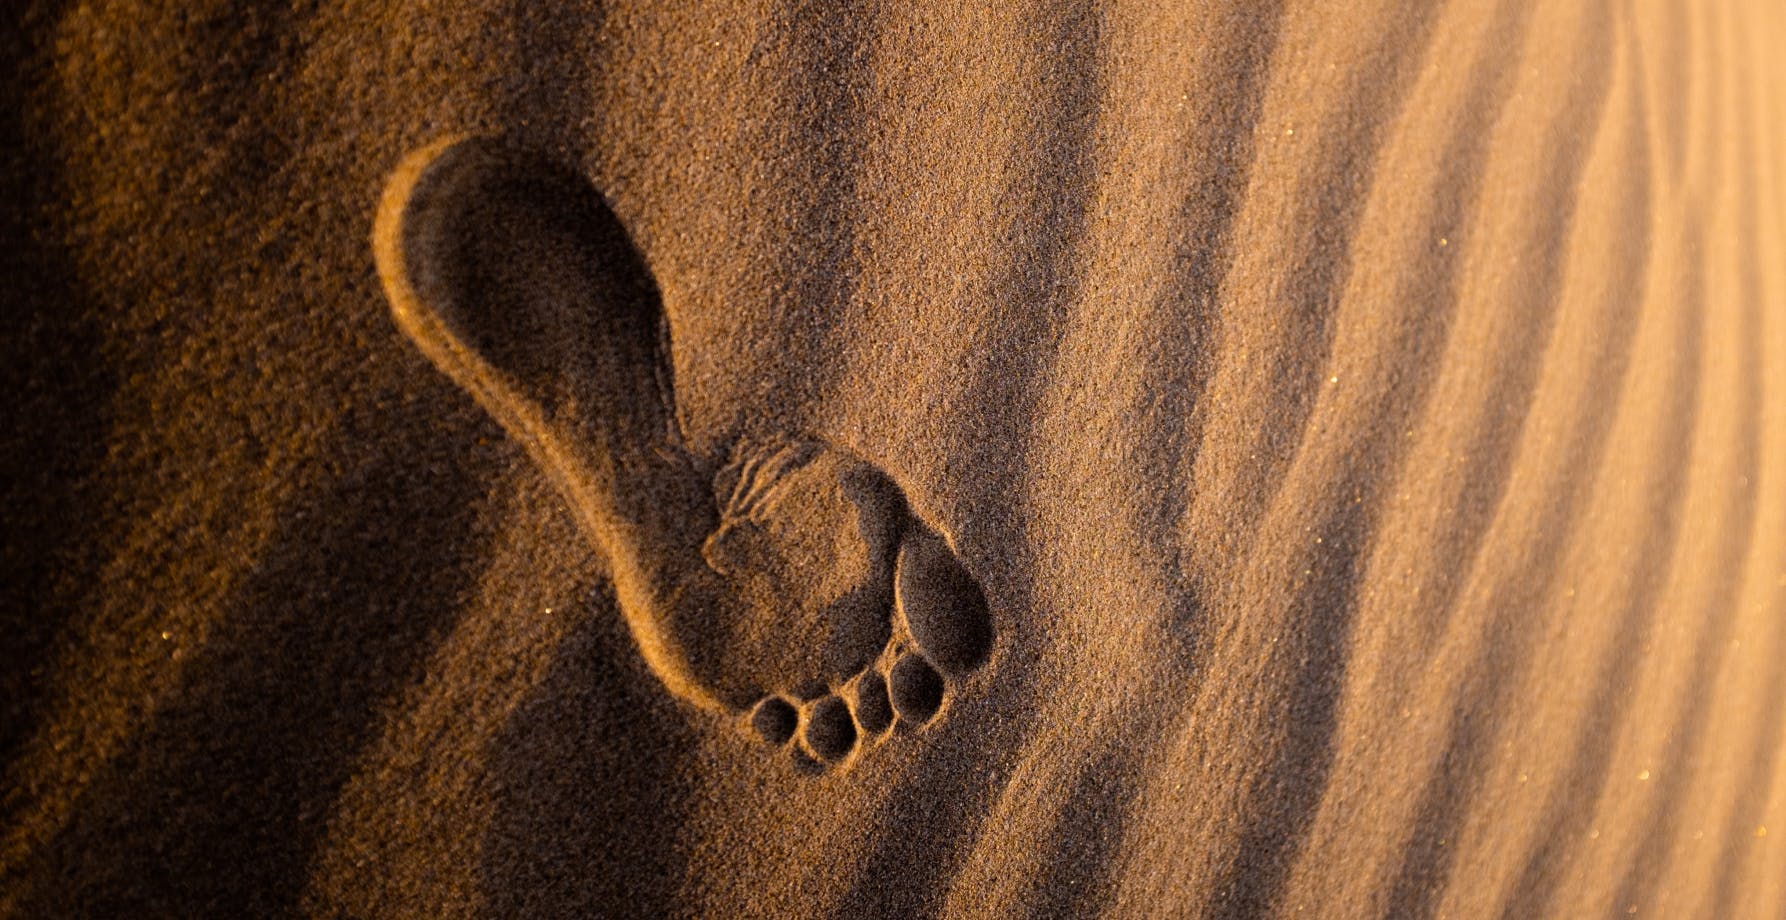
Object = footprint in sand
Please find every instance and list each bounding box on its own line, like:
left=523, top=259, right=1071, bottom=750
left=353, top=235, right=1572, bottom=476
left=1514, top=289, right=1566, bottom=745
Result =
left=372, top=137, right=993, bottom=771
left=706, top=438, right=994, bottom=766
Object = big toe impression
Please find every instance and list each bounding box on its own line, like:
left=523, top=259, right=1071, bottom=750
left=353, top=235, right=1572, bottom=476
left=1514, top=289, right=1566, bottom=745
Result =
left=895, top=525, right=993, bottom=676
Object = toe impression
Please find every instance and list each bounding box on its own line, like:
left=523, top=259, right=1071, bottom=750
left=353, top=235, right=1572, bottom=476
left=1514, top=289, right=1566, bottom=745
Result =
left=894, top=525, right=993, bottom=676
left=804, top=696, right=859, bottom=762
left=888, top=654, right=945, bottom=726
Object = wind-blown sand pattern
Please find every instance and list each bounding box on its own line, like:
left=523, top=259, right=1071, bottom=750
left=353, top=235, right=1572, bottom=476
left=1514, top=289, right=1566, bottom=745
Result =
left=3, top=0, right=1785, bottom=917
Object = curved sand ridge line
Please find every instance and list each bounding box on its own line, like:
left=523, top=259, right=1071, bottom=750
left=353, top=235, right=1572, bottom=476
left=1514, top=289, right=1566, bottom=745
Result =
left=2, top=0, right=1784, bottom=916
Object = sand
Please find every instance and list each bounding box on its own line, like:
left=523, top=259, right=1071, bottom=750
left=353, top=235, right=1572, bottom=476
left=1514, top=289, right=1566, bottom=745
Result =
left=4, top=0, right=1786, bottom=916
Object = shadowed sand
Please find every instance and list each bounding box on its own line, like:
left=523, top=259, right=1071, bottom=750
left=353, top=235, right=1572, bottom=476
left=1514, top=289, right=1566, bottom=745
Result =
left=4, top=0, right=1786, bottom=917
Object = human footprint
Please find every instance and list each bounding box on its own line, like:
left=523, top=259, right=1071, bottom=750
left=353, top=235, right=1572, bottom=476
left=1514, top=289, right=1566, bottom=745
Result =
left=738, top=499, right=996, bottom=768
left=373, top=137, right=993, bottom=771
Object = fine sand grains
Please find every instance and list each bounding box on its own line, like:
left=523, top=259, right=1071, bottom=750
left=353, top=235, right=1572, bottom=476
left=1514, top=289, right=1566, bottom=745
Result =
left=3, top=1, right=1785, bottom=917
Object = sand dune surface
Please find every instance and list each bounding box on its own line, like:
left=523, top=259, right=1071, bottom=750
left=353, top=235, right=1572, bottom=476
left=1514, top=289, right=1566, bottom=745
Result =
left=4, top=1, right=1786, bottom=916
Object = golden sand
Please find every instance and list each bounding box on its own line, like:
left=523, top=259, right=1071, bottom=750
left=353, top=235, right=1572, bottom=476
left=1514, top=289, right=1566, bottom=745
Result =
left=4, top=1, right=1785, bottom=916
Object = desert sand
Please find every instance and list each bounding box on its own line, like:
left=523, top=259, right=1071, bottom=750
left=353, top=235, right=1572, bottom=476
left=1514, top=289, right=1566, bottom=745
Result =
left=4, top=0, right=1786, bottom=917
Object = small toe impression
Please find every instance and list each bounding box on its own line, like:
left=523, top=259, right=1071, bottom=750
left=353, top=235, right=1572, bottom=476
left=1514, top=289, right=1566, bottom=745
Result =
left=804, top=695, right=859, bottom=762
left=888, top=654, right=945, bottom=727
left=751, top=696, right=799, bottom=746
left=854, top=672, right=894, bottom=735
left=895, top=525, right=993, bottom=676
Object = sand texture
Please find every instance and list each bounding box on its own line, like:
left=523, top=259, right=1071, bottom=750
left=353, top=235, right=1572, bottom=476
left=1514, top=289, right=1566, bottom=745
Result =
left=5, top=0, right=1786, bottom=917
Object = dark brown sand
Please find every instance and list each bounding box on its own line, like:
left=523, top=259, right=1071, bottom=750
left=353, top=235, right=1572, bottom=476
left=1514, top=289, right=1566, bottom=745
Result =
left=5, top=1, right=1786, bottom=917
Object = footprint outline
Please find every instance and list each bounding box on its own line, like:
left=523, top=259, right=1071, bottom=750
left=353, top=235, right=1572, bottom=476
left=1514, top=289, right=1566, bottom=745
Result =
left=372, top=137, right=994, bottom=771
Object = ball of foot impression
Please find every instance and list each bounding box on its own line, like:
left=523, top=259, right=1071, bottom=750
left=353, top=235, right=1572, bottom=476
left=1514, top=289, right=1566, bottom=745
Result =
left=699, top=441, right=906, bottom=694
